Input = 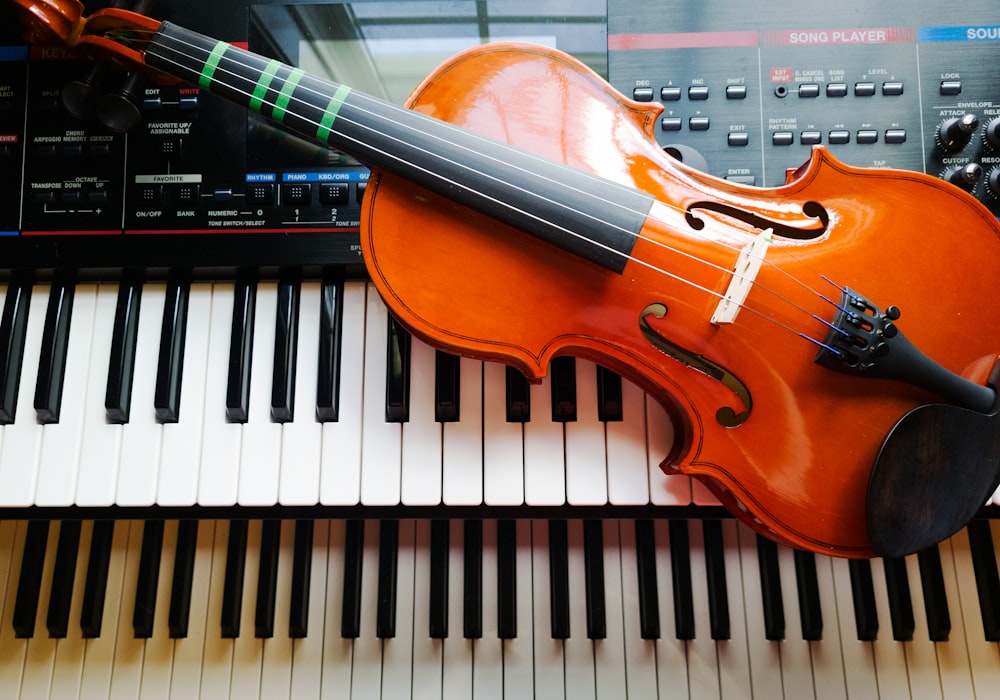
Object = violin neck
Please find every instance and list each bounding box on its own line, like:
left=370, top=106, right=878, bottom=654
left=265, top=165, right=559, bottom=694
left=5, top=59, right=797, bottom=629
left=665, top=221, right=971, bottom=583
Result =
left=144, top=22, right=651, bottom=273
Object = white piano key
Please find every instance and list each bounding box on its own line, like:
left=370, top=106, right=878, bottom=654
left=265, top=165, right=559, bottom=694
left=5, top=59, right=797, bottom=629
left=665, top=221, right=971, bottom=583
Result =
left=442, top=358, right=483, bottom=506
left=502, top=519, right=535, bottom=698
left=692, top=477, right=723, bottom=506
left=441, top=519, right=472, bottom=700
left=320, top=520, right=354, bottom=700
left=168, top=520, right=216, bottom=700
left=0, top=285, right=49, bottom=506
left=940, top=532, right=993, bottom=698
left=472, top=520, right=502, bottom=700
left=116, top=285, right=167, bottom=507
left=775, top=544, right=818, bottom=700
left=75, top=285, right=124, bottom=507
left=349, top=519, right=383, bottom=698
left=238, top=282, right=282, bottom=506
left=594, top=520, right=628, bottom=699
left=828, top=557, right=879, bottom=699
left=109, top=522, right=147, bottom=700
left=646, top=394, right=692, bottom=506
left=0, top=521, right=28, bottom=692
left=198, top=521, right=235, bottom=699
left=523, top=375, right=565, bottom=506
left=652, top=519, right=690, bottom=700
left=48, top=520, right=93, bottom=700
left=197, top=284, right=242, bottom=506
left=78, top=520, right=130, bottom=700
left=869, top=559, right=911, bottom=700
left=258, top=521, right=294, bottom=700
left=359, top=286, right=402, bottom=506
left=410, top=520, right=444, bottom=698
left=138, top=520, right=178, bottom=700
left=564, top=520, right=596, bottom=700
left=734, top=523, right=783, bottom=700
left=686, top=522, right=721, bottom=700
left=279, top=282, right=323, bottom=506
left=565, top=360, right=608, bottom=506
left=35, top=285, right=97, bottom=507
left=319, top=281, right=366, bottom=506
left=483, top=362, right=524, bottom=506
left=228, top=520, right=263, bottom=700
left=288, top=520, right=329, bottom=698
left=530, top=519, right=564, bottom=699
left=618, top=520, right=659, bottom=699
left=902, top=552, right=945, bottom=700
left=606, top=377, right=651, bottom=505
left=401, top=337, right=442, bottom=506
left=714, top=520, right=752, bottom=700
left=17, top=522, right=62, bottom=700
left=158, top=284, right=212, bottom=506
left=381, top=520, right=417, bottom=699
left=809, top=553, right=849, bottom=700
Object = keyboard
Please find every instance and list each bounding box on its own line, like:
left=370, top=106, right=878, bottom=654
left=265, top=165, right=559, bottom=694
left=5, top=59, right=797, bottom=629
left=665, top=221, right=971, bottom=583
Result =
left=2, top=516, right=1000, bottom=698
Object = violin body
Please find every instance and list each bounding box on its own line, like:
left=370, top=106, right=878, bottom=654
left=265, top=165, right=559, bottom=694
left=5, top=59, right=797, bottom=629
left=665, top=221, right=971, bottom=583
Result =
left=363, top=44, right=1000, bottom=556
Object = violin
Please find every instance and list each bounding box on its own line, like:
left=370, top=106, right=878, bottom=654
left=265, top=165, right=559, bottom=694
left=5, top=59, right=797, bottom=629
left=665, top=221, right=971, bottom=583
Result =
left=10, top=0, right=1000, bottom=557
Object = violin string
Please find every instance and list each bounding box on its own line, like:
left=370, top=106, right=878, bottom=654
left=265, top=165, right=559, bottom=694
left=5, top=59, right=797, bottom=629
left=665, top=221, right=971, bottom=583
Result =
left=142, top=30, right=852, bottom=354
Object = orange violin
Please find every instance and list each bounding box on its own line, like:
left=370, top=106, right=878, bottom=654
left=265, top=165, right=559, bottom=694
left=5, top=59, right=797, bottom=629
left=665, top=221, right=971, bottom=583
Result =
left=11, top=0, right=1000, bottom=557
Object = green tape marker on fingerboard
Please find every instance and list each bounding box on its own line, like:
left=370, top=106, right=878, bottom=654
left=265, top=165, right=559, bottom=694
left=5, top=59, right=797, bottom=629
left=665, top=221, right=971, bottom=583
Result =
left=249, top=59, right=282, bottom=114
left=272, top=68, right=306, bottom=124
left=199, top=41, right=228, bottom=90
left=316, top=85, right=353, bottom=142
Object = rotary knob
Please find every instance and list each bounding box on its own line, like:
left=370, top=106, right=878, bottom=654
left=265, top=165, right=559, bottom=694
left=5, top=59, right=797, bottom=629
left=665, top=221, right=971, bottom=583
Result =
left=986, top=167, right=1000, bottom=198
left=943, top=162, right=983, bottom=191
left=984, top=118, right=1000, bottom=150
left=938, top=114, right=979, bottom=153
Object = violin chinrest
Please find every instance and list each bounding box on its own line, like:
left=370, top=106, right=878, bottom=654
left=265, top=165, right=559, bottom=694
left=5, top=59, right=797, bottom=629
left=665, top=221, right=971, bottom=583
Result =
left=867, top=401, right=1000, bottom=557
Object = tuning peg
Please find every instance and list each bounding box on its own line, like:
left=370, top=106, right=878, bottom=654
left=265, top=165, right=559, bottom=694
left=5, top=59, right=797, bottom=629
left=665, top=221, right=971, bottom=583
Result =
left=95, top=71, right=144, bottom=132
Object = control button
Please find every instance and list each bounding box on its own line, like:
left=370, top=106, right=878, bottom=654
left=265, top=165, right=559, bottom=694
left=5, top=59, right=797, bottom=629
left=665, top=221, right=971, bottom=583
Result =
left=61, top=190, right=83, bottom=205
left=33, top=190, right=56, bottom=204
left=725, top=85, right=747, bottom=100
left=885, top=129, right=907, bottom=144
left=63, top=143, right=84, bottom=158
left=213, top=188, right=234, bottom=203
left=173, top=184, right=201, bottom=207
left=826, top=83, right=848, bottom=97
left=940, top=80, right=962, bottom=96
left=179, top=95, right=199, bottom=110
left=688, top=86, right=709, bottom=100
left=87, top=188, right=109, bottom=204
left=158, top=138, right=184, bottom=158
left=632, top=87, right=654, bottom=102
left=854, top=82, right=876, bottom=97
left=0, top=144, right=12, bottom=159
left=34, top=143, right=57, bottom=158
left=660, top=117, right=682, bottom=131
left=660, top=87, right=682, bottom=101
left=725, top=175, right=756, bottom=185
left=882, top=82, right=904, bottom=96
left=319, top=183, right=349, bottom=205
left=800, top=131, right=822, bottom=145
left=828, top=130, right=851, bottom=144
left=142, top=97, right=162, bottom=111
left=688, top=117, right=710, bottom=131
left=282, top=183, right=312, bottom=205
left=857, top=130, right=879, bottom=144
left=89, top=142, right=111, bottom=157
left=357, top=182, right=367, bottom=203
left=139, top=184, right=164, bottom=207
left=798, top=83, right=820, bottom=98
left=728, top=132, right=749, bottom=147
left=246, top=183, right=275, bottom=206
left=772, top=131, right=794, bottom=146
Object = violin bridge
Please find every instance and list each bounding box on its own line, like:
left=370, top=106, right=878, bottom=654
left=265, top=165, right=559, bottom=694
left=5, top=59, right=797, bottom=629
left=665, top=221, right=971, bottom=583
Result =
left=711, top=228, right=773, bottom=325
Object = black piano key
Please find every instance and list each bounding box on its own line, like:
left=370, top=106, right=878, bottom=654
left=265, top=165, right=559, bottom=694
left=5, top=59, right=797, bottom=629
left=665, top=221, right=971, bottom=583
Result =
left=221, top=520, right=248, bottom=638
left=316, top=271, right=344, bottom=422
left=756, top=535, right=785, bottom=641
left=105, top=276, right=141, bottom=423
left=703, top=520, right=730, bottom=641
left=883, top=557, right=914, bottom=641
left=377, top=520, right=399, bottom=638
left=0, top=281, right=31, bottom=423
left=255, top=519, right=281, bottom=638
left=429, top=519, right=450, bottom=639
left=34, top=281, right=75, bottom=424
left=80, top=520, right=114, bottom=638
left=917, top=545, right=950, bottom=642
left=225, top=278, right=255, bottom=423
left=583, top=519, right=606, bottom=640
left=168, top=520, right=198, bottom=638
left=596, top=366, right=623, bottom=422
left=793, top=549, right=823, bottom=641
left=153, top=278, right=190, bottom=423
left=497, top=519, right=517, bottom=639
left=463, top=519, right=483, bottom=639
left=341, top=519, right=364, bottom=639
left=133, top=520, right=164, bottom=639
left=635, top=519, right=660, bottom=640
left=46, top=519, right=81, bottom=638
left=13, top=520, right=50, bottom=638
left=289, top=520, right=313, bottom=639
left=548, top=519, right=570, bottom=639
left=271, top=276, right=299, bottom=423
left=848, top=558, right=879, bottom=641
left=434, top=350, right=461, bottom=422
left=385, top=316, right=411, bottom=422
left=668, top=520, right=695, bottom=640
left=967, top=520, right=1000, bottom=641
left=550, top=356, right=576, bottom=422
left=505, top=366, right=530, bottom=422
